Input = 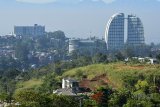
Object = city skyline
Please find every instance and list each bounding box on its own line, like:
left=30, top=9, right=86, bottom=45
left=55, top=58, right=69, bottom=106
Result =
left=0, top=0, right=160, bottom=44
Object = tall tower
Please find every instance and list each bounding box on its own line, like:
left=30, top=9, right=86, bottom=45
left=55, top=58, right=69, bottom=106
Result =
left=127, top=15, right=145, bottom=46
left=105, top=13, right=125, bottom=51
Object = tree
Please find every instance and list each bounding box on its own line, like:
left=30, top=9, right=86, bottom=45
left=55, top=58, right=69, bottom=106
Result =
left=49, top=94, right=79, bottom=107
left=135, top=80, right=149, bottom=94
left=92, top=53, right=108, bottom=64
left=3, top=69, right=21, bottom=79
left=149, top=86, right=159, bottom=93
left=36, top=36, right=50, bottom=50
left=0, top=93, right=8, bottom=102
left=15, top=41, right=29, bottom=62
left=83, top=99, right=98, bottom=107
left=47, top=31, right=65, bottom=40
left=14, top=89, right=42, bottom=107
left=91, top=87, right=113, bottom=107
left=124, top=99, right=153, bottom=107
left=115, top=51, right=125, bottom=61
left=109, top=89, right=130, bottom=107
left=38, top=73, right=60, bottom=93
left=122, top=75, right=139, bottom=89
left=125, top=46, right=135, bottom=58
left=150, top=93, right=160, bottom=106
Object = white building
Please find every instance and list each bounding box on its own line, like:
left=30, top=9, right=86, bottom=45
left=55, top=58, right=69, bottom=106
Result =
left=62, top=78, right=79, bottom=89
left=53, top=78, right=79, bottom=96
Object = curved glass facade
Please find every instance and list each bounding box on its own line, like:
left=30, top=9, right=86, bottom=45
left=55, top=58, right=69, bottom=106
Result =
left=105, top=13, right=125, bottom=51
left=127, top=15, right=145, bottom=45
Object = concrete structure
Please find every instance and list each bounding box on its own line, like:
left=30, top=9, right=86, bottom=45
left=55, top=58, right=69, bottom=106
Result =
left=69, top=39, right=80, bottom=54
left=105, top=13, right=125, bottom=51
left=69, top=38, right=106, bottom=55
left=53, top=78, right=79, bottom=96
left=62, top=78, right=79, bottom=89
left=127, top=15, right=145, bottom=45
left=53, top=78, right=92, bottom=96
left=14, top=24, right=45, bottom=37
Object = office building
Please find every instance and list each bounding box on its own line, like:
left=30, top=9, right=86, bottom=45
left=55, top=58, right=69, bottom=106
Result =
left=14, top=24, right=45, bottom=37
left=127, top=15, right=145, bottom=45
left=105, top=13, right=125, bottom=51
left=105, top=13, right=145, bottom=51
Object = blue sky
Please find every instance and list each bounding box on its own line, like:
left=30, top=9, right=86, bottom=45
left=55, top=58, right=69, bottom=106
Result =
left=0, top=0, right=160, bottom=44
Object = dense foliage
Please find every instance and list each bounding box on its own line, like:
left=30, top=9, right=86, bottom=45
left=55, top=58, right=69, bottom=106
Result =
left=14, top=89, right=79, bottom=107
left=0, top=45, right=160, bottom=106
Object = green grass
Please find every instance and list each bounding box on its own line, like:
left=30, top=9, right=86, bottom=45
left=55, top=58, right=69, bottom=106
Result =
left=16, top=79, right=43, bottom=91
left=62, top=63, right=160, bottom=88
left=15, top=62, right=160, bottom=91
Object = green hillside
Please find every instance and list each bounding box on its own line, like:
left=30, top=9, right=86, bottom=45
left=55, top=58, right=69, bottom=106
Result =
left=63, top=62, right=160, bottom=88
left=15, top=62, right=160, bottom=91
left=16, top=79, right=43, bottom=91
left=12, top=62, right=160, bottom=107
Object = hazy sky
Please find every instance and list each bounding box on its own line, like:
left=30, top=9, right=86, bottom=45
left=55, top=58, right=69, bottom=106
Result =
left=0, top=0, right=160, bottom=44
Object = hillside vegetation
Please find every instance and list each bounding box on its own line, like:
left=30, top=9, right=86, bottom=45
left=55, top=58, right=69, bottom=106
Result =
left=63, top=62, right=160, bottom=88
left=4, top=62, right=160, bottom=107
left=15, top=62, right=160, bottom=91
left=16, top=79, right=43, bottom=91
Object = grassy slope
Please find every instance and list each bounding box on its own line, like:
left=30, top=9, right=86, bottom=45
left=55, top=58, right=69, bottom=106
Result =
left=62, top=62, right=160, bottom=88
left=16, top=79, right=43, bottom=91
left=15, top=62, right=160, bottom=91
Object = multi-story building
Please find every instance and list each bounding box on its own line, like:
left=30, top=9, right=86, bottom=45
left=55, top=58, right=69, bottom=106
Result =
left=127, top=15, right=145, bottom=46
left=105, top=13, right=145, bottom=51
left=14, top=24, right=45, bottom=37
left=69, top=39, right=80, bottom=54
left=68, top=38, right=106, bottom=55
left=105, top=13, right=125, bottom=51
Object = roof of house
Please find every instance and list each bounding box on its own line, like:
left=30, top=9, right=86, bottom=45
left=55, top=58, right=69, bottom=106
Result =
left=53, top=88, right=77, bottom=96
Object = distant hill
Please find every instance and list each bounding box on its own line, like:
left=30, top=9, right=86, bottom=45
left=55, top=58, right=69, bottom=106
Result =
left=62, top=63, right=160, bottom=88
left=15, top=62, right=160, bottom=92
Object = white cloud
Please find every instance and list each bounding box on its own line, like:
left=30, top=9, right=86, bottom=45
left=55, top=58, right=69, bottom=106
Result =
left=16, top=0, right=57, bottom=4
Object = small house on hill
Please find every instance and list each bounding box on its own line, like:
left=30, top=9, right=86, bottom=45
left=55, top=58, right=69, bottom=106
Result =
left=53, top=78, right=79, bottom=96
left=53, top=74, right=108, bottom=96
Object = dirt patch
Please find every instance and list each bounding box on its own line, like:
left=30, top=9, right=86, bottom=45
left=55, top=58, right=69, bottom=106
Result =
left=79, top=74, right=110, bottom=91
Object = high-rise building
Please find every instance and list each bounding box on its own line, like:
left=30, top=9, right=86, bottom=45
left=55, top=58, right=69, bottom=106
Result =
left=127, top=15, right=145, bottom=45
left=14, top=24, right=45, bottom=37
left=105, top=13, right=145, bottom=51
left=105, top=13, right=125, bottom=51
